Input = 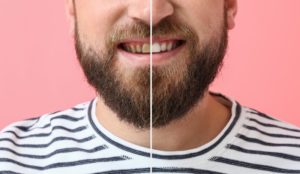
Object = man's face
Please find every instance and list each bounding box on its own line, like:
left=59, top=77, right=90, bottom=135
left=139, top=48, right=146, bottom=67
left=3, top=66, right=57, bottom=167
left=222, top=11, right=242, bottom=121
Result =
left=69, top=0, right=236, bottom=129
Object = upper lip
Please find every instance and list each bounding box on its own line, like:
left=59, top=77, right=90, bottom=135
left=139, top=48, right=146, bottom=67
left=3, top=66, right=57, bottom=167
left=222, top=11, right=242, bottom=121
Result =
left=118, top=36, right=185, bottom=44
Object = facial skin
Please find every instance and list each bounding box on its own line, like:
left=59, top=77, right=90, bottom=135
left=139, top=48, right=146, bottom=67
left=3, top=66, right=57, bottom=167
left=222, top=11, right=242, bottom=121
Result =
left=66, top=0, right=237, bottom=129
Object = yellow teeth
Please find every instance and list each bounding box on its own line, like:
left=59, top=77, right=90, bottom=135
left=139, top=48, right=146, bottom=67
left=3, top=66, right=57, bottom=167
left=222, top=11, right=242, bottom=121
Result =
left=123, top=41, right=180, bottom=54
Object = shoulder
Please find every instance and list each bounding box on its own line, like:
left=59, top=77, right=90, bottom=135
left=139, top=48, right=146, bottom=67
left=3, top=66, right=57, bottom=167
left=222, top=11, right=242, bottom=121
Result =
left=0, top=100, right=102, bottom=172
left=241, top=106, right=300, bottom=137
left=235, top=105, right=300, bottom=159
left=1, top=101, right=91, bottom=134
left=0, top=100, right=92, bottom=153
left=217, top=104, right=300, bottom=172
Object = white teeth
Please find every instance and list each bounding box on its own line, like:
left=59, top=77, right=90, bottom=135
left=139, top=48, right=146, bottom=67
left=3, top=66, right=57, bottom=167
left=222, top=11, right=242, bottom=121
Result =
left=161, top=43, right=167, bottom=51
left=167, top=42, right=173, bottom=51
left=123, top=41, right=181, bottom=54
left=152, top=43, right=161, bottom=53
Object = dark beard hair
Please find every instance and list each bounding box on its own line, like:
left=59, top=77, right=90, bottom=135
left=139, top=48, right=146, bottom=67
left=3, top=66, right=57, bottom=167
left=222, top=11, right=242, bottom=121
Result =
left=75, top=16, right=228, bottom=129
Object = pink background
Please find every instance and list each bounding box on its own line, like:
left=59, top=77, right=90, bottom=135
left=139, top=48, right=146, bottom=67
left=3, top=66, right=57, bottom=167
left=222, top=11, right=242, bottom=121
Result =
left=0, top=1, right=300, bottom=129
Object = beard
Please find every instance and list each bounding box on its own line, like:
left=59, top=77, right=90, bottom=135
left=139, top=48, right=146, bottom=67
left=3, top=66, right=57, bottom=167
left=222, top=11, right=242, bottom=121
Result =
left=74, top=16, right=228, bottom=129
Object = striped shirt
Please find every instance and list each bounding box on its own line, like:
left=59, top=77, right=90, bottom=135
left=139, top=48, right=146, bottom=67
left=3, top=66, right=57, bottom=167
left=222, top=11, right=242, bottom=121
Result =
left=1, top=94, right=300, bottom=174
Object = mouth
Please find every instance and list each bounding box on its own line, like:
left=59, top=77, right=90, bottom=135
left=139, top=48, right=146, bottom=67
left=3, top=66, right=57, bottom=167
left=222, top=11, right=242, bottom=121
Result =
left=118, top=39, right=186, bottom=54
left=116, top=38, right=186, bottom=66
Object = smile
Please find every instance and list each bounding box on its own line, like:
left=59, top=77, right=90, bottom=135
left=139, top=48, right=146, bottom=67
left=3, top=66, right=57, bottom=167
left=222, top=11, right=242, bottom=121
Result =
left=119, top=39, right=185, bottom=54
left=117, top=38, right=186, bottom=66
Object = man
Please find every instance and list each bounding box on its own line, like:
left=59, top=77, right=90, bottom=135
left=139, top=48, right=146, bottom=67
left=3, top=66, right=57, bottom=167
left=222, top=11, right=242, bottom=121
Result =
left=0, top=0, right=299, bottom=173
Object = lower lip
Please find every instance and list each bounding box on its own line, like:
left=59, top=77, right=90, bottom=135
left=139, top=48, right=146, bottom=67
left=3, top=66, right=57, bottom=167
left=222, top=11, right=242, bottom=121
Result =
left=117, top=44, right=185, bottom=67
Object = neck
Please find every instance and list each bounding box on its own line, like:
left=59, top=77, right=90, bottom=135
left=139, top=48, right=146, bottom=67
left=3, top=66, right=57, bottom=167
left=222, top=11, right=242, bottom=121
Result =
left=95, top=91, right=231, bottom=151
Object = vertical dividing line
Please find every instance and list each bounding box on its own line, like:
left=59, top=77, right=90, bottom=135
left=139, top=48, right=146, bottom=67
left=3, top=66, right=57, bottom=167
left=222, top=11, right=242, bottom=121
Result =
left=149, top=0, right=153, bottom=173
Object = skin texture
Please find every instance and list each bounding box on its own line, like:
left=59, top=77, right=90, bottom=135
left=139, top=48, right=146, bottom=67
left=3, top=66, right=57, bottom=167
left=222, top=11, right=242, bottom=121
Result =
left=66, top=0, right=237, bottom=150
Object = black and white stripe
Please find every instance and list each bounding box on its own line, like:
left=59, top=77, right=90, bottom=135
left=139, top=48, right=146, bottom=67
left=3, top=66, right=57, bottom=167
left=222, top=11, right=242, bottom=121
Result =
left=0, top=95, right=299, bottom=173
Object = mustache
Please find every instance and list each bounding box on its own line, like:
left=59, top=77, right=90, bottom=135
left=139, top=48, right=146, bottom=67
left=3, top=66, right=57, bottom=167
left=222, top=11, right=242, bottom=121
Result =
left=106, top=19, right=198, bottom=47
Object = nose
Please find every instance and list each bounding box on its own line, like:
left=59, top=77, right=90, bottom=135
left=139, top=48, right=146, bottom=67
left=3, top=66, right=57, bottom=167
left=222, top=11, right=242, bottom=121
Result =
left=127, top=0, right=174, bottom=26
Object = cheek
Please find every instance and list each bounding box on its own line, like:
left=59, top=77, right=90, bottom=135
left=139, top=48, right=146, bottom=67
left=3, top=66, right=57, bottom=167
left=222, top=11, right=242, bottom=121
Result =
left=194, top=14, right=224, bottom=44
left=75, top=1, right=127, bottom=50
left=174, top=1, right=224, bottom=42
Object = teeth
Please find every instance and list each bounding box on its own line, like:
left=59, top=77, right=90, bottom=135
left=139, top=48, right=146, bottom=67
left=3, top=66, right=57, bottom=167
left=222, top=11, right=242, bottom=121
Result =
left=125, top=45, right=131, bottom=52
left=136, top=44, right=142, bottom=53
left=152, top=43, right=161, bottom=53
left=130, top=44, right=136, bottom=53
left=123, top=41, right=181, bottom=54
left=142, top=44, right=150, bottom=53
left=167, top=42, right=173, bottom=51
left=161, top=43, right=167, bottom=51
